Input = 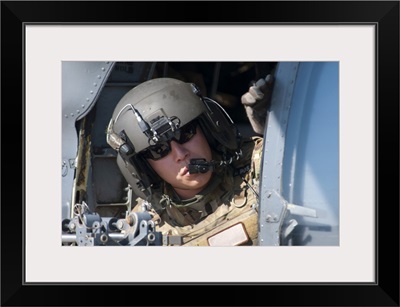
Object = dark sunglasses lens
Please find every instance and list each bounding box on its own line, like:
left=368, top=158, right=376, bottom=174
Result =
left=143, top=121, right=198, bottom=160
left=178, top=121, right=197, bottom=143
left=145, top=142, right=171, bottom=160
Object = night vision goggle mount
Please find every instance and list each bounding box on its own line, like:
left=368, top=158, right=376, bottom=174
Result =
left=106, top=104, right=182, bottom=155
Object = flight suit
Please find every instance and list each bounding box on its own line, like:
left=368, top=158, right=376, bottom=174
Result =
left=130, top=136, right=263, bottom=246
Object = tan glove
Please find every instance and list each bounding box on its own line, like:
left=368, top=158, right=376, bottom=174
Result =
left=241, top=74, right=274, bottom=135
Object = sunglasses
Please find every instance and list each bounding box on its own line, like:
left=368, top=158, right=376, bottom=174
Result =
left=141, top=120, right=198, bottom=160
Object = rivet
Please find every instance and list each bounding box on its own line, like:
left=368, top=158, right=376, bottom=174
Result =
left=70, top=113, right=74, bottom=117
left=93, top=83, right=97, bottom=87
left=76, top=110, right=80, bottom=113
left=64, top=114, right=68, bottom=118
left=101, top=67, right=105, bottom=71
left=97, top=75, right=101, bottom=79
left=90, top=90, right=94, bottom=94
left=82, top=105, right=85, bottom=108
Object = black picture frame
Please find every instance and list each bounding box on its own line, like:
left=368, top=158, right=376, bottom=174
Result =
left=2, top=1, right=399, bottom=306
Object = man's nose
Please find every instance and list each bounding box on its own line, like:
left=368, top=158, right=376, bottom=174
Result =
left=169, top=140, right=189, bottom=161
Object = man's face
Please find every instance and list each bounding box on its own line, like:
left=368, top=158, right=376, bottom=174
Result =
left=147, top=126, right=213, bottom=199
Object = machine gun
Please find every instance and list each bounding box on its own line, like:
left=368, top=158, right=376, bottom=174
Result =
left=61, top=202, right=163, bottom=246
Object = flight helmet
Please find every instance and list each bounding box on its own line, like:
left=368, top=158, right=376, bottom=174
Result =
left=106, top=77, right=241, bottom=199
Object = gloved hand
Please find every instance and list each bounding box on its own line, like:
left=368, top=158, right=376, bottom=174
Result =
left=241, top=74, right=275, bottom=135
